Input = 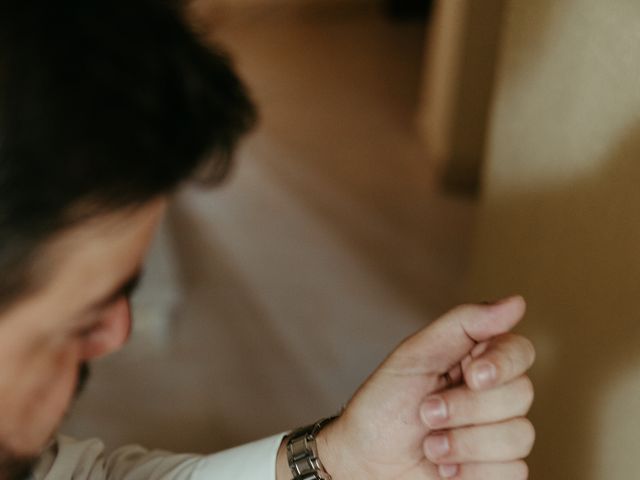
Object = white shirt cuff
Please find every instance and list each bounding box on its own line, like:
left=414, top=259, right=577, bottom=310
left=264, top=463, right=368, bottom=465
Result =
left=191, top=433, right=287, bottom=480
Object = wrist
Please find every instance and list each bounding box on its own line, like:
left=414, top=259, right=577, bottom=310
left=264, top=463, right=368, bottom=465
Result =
left=315, top=423, right=342, bottom=479
left=276, top=438, right=290, bottom=480
left=276, top=416, right=346, bottom=480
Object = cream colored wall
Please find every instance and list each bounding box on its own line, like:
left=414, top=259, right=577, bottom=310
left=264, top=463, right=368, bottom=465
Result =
left=468, top=1, right=640, bottom=478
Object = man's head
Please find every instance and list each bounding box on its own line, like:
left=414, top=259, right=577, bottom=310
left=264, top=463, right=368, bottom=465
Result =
left=0, top=0, right=254, bottom=477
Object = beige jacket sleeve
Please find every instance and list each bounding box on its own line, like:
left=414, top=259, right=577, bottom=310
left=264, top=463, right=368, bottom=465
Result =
left=32, top=433, right=286, bottom=480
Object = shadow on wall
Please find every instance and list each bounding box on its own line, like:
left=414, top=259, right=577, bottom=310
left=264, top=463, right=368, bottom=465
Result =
left=490, top=0, right=561, bottom=87
left=470, top=123, right=640, bottom=479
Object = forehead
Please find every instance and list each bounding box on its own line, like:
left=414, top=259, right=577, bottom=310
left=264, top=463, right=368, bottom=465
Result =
left=5, top=199, right=166, bottom=321
left=46, top=200, right=165, bottom=293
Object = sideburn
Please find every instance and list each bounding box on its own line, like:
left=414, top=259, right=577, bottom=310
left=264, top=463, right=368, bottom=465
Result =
left=75, top=362, right=91, bottom=399
left=0, top=449, right=38, bottom=480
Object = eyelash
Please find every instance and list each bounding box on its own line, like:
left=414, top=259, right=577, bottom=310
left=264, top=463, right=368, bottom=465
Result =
left=122, top=277, right=141, bottom=299
left=75, top=321, right=102, bottom=339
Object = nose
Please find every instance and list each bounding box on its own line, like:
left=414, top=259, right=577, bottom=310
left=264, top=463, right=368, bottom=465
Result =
left=80, top=297, right=132, bottom=360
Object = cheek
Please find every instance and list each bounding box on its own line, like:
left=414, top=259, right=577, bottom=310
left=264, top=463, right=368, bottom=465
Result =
left=0, top=343, right=80, bottom=454
left=80, top=298, right=132, bottom=360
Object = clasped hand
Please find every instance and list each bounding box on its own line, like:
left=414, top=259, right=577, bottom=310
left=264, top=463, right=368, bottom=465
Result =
left=315, top=296, right=535, bottom=480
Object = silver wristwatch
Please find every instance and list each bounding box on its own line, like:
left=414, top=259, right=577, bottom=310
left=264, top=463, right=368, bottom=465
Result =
left=285, top=415, right=338, bottom=480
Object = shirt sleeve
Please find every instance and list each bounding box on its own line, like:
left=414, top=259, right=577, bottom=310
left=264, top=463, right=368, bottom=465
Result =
left=32, top=433, right=286, bottom=480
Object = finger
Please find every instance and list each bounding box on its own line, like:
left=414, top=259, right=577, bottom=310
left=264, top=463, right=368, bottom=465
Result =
left=435, top=461, right=529, bottom=479
left=423, top=418, right=535, bottom=464
left=389, top=296, right=526, bottom=376
left=464, top=334, right=536, bottom=391
left=421, top=376, right=534, bottom=430
left=442, top=363, right=464, bottom=389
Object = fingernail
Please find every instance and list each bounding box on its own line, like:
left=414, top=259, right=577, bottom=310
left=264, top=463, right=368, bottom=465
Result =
left=473, top=361, right=496, bottom=388
left=420, top=396, right=448, bottom=428
left=438, top=464, right=459, bottom=478
left=424, top=434, right=450, bottom=460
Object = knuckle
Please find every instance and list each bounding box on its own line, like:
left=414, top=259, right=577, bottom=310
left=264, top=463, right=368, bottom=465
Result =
left=496, top=349, right=516, bottom=380
left=455, top=302, right=479, bottom=312
left=449, top=302, right=483, bottom=321
left=522, top=336, right=536, bottom=366
left=518, top=376, right=535, bottom=412
left=504, top=333, right=535, bottom=367
left=512, top=460, right=529, bottom=480
left=516, top=418, right=536, bottom=456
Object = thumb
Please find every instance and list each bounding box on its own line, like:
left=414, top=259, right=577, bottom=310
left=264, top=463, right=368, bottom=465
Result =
left=389, top=296, right=526, bottom=375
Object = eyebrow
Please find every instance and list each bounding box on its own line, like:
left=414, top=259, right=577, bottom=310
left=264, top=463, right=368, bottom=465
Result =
left=86, top=267, right=144, bottom=313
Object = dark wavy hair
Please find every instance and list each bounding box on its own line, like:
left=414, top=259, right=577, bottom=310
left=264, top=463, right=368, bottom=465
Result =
left=0, top=0, right=256, bottom=308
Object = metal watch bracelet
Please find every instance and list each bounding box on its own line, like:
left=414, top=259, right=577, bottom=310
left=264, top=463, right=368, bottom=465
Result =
left=284, top=415, right=339, bottom=480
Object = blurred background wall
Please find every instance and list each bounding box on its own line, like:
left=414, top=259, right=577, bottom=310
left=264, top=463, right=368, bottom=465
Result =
left=467, top=1, right=640, bottom=478
left=419, top=0, right=504, bottom=193
left=62, top=0, right=640, bottom=478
